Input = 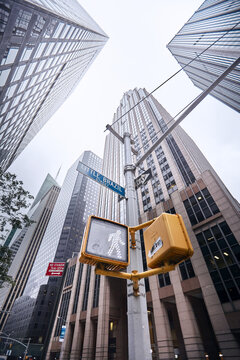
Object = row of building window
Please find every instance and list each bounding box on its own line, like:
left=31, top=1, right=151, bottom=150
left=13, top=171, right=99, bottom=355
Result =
left=196, top=221, right=240, bottom=305
left=184, top=187, right=220, bottom=226
left=55, top=291, right=71, bottom=336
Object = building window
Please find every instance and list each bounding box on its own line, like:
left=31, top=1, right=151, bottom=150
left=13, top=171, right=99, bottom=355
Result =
left=184, top=188, right=220, bottom=226
left=179, top=259, right=195, bottom=280
left=93, top=274, right=100, bottom=308
left=54, top=291, right=71, bottom=336
left=165, top=207, right=176, bottom=214
left=72, top=264, right=83, bottom=314
left=82, top=266, right=91, bottom=311
left=196, top=221, right=240, bottom=304
left=13, top=9, right=32, bottom=36
left=65, top=264, right=76, bottom=287
left=166, top=135, right=195, bottom=186
left=140, top=230, right=150, bottom=291
left=158, top=273, right=171, bottom=288
left=0, top=3, right=11, bottom=34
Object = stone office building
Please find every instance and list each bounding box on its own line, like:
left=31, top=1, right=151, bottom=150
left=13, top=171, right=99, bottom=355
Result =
left=47, top=88, right=240, bottom=360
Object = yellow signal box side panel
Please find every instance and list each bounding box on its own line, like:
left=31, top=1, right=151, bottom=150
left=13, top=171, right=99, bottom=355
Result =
left=144, top=213, right=193, bottom=269
left=80, top=215, right=130, bottom=270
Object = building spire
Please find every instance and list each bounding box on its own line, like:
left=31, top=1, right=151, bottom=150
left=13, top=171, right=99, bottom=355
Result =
left=55, top=165, right=62, bottom=181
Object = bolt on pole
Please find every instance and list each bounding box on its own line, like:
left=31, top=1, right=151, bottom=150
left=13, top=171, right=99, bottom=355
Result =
left=123, top=132, right=152, bottom=360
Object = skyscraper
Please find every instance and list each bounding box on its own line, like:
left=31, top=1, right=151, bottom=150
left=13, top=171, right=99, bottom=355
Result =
left=3, top=151, right=102, bottom=355
left=0, top=174, right=60, bottom=330
left=0, top=0, right=108, bottom=170
left=48, top=88, right=240, bottom=360
left=167, top=0, right=240, bottom=113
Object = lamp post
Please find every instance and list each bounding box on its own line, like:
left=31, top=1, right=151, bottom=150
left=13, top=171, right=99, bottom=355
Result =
left=123, top=132, right=152, bottom=360
left=23, top=337, right=31, bottom=360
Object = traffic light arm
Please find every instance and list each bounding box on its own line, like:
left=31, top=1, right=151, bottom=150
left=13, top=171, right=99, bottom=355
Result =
left=95, top=262, right=175, bottom=296
left=129, top=218, right=156, bottom=249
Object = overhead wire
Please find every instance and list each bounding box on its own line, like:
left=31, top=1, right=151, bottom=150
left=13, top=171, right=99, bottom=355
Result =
left=105, top=20, right=240, bottom=132
left=136, top=93, right=201, bottom=159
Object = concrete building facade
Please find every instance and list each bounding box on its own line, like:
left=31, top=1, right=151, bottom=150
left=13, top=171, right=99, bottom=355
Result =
left=0, top=0, right=108, bottom=170
left=47, top=88, right=240, bottom=360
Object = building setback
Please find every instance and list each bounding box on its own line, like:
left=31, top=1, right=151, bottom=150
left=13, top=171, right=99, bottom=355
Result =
left=167, top=0, right=240, bottom=113
left=0, top=0, right=108, bottom=170
left=3, top=151, right=102, bottom=355
left=48, top=88, right=240, bottom=360
left=0, top=174, right=60, bottom=331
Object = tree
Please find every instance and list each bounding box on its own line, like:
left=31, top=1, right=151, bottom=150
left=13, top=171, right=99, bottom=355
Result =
left=0, top=245, right=14, bottom=287
left=0, top=167, right=34, bottom=286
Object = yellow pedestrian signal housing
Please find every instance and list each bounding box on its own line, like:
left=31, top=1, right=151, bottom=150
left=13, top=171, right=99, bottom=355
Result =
left=143, top=213, right=193, bottom=269
left=80, top=215, right=130, bottom=270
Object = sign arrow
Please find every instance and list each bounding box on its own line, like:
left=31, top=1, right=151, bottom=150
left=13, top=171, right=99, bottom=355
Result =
left=135, top=168, right=152, bottom=189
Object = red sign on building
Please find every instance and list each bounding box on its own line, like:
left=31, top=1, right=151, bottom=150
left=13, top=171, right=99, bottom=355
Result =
left=45, top=262, right=65, bottom=277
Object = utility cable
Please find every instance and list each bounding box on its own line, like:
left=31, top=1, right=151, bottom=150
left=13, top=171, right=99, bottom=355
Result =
left=136, top=93, right=201, bottom=158
left=105, top=21, right=240, bottom=131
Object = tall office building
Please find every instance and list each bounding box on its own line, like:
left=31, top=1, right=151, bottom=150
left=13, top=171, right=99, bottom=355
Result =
left=4, top=151, right=102, bottom=356
left=0, top=174, right=60, bottom=330
left=48, top=88, right=240, bottom=360
left=0, top=0, right=108, bottom=170
left=167, top=0, right=240, bottom=113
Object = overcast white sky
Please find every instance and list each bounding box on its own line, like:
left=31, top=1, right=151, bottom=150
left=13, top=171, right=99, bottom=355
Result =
left=9, top=0, right=240, bottom=203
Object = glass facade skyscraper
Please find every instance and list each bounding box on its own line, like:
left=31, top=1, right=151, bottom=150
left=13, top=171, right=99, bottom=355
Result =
left=0, top=174, right=60, bottom=331
left=167, top=0, right=240, bottom=113
left=0, top=0, right=108, bottom=170
left=48, top=88, right=240, bottom=360
left=4, top=151, right=102, bottom=349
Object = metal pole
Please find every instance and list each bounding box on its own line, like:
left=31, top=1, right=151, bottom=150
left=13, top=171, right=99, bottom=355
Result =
left=23, top=337, right=31, bottom=360
left=123, top=132, right=152, bottom=360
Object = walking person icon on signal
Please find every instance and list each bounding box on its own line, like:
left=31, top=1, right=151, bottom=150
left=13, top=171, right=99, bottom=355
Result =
left=107, top=230, right=124, bottom=259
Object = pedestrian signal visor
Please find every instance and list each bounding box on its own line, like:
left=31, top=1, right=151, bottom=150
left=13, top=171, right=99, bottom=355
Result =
left=80, top=215, right=130, bottom=270
left=144, top=213, right=193, bottom=269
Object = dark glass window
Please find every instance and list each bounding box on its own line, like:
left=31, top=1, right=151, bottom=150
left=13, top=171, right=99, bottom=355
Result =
left=93, top=274, right=100, bottom=308
left=196, top=221, right=240, bottom=305
left=179, top=259, right=195, bottom=280
left=0, top=4, right=11, bottom=34
left=13, top=9, right=32, bottom=36
left=165, top=207, right=176, bottom=215
left=65, top=264, right=76, bottom=287
left=82, top=265, right=91, bottom=311
left=166, top=135, right=195, bottom=186
left=54, top=291, right=71, bottom=336
left=72, top=264, right=83, bottom=314
left=158, top=273, right=171, bottom=288
left=184, top=188, right=220, bottom=226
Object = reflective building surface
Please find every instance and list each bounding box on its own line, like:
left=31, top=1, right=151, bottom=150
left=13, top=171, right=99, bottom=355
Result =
left=3, top=151, right=102, bottom=352
left=167, top=0, right=240, bottom=113
left=0, top=174, right=60, bottom=330
left=0, top=0, right=108, bottom=170
left=48, top=88, right=240, bottom=360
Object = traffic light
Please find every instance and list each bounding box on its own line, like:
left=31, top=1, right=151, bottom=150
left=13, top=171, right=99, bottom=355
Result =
left=143, top=213, right=193, bottom=269
left=80, top=215, right=130, bottom=270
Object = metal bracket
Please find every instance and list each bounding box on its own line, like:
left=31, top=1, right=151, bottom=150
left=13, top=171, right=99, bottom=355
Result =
left=95, top=263, right=175, bottom=296
left=128, top=218, right=156, bottom=249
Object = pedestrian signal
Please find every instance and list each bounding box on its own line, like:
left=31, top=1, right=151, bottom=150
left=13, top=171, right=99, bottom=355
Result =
left=80, top=215, right=129, bottom=270
left=143, top=213, right=193, bottom=269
